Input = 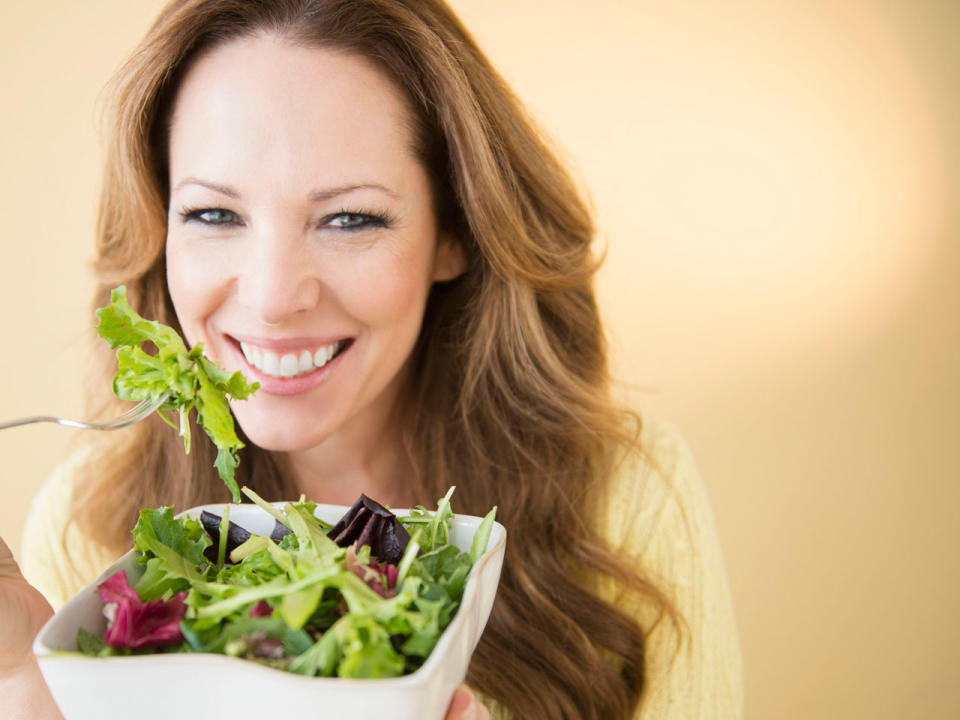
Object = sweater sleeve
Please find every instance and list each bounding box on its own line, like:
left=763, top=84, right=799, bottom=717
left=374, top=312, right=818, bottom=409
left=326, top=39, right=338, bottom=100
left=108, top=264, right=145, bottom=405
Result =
left=19, top=448, right=121, bottom=611
left=604, top=418, right=744, bottom=719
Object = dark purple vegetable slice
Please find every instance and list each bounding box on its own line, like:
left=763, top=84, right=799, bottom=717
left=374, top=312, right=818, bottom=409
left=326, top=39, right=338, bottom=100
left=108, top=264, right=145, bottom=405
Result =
left=269, top=520, right=292, bottom=542
left=327, top=494, right=411, bottom=564
left=200, top=510, right=291, bottom=562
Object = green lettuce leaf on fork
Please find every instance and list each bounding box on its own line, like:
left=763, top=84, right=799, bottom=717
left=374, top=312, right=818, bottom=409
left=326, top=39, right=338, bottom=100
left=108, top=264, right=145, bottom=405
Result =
left=95, top=285, right=259, bottom=502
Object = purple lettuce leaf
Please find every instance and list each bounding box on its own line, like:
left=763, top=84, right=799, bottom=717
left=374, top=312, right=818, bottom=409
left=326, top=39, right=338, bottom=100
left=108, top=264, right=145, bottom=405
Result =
left=97, top=570, right=187, bottom=649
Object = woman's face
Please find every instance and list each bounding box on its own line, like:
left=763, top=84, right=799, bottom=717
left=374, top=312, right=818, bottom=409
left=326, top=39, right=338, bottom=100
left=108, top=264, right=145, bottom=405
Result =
left=165, top=35, right=463, bottom=455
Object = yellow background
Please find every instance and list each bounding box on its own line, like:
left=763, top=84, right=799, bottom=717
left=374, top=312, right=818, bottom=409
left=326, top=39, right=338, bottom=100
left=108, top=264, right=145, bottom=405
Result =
left=1, top=1, right=957, bottom=717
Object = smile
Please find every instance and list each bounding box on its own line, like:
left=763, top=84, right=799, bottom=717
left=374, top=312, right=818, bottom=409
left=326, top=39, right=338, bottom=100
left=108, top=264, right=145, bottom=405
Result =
left=239, top=339, right=347, bottom=378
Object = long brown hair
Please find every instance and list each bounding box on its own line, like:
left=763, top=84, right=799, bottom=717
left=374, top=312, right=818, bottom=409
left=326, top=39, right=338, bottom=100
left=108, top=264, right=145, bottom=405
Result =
left=71, top=1, right=676, bottom=717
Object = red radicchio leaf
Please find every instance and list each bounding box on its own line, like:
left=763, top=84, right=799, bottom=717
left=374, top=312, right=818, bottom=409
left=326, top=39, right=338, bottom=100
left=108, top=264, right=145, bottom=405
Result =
left=97, top=570, right=187, bottom=649
left=345, top=544, right=398, bottom=598
left=250, top=600, right=273, bottom=617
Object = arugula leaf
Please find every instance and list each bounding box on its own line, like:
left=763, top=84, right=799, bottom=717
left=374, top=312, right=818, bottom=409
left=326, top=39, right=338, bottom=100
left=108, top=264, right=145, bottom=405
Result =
left=469, top=506, right=498, bottom=564
left=399, top=486, right=456, bottom=553
left=95, top=285, right=258, bottom=502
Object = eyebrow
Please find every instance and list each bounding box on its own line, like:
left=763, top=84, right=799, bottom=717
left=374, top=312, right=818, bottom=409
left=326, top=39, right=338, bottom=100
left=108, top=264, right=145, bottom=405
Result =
left=309, top=184, right=399, bottom=201
left=172, top=177, right=398, bottom=201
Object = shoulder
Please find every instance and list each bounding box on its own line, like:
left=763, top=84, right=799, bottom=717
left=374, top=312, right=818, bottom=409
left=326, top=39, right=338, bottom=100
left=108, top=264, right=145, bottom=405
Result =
left=598, top=416, right=745, bottom=718
left=20, top=444, right=119, bottom=610
left=600, top=416, right=710, bottom=560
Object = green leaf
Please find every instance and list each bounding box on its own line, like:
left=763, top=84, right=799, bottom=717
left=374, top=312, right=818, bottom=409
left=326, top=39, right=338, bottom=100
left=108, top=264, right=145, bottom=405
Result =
left=213, top=448, right=241, bottom=504
left=76, top=627, right=106, bottom=656
left=181, top=617, right=312, bottom=656
left=95, top=286, right=185, bottom=352
left=279, top=584, right=325, bottom=629
left=469, top=506, right=498, bottom=564
left=288, top=626, right=339, bottom=676
left=335, top=615, right=406, bottom=678
left=94, top=285, right=258, bottom=502
left=131, top=507, right=211, bottom=600
left=134, top=556, right=190, bottom=601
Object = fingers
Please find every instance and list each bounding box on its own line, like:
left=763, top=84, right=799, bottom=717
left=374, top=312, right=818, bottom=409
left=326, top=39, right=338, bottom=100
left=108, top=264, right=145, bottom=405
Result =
left=446, top=686, right=489, bottom=720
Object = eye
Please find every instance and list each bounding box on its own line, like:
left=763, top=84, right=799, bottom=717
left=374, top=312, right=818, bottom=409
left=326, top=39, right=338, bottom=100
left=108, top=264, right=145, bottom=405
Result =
left=181, top=207, right=242, bottom=226
left=321, top=212, right=390, bottom=231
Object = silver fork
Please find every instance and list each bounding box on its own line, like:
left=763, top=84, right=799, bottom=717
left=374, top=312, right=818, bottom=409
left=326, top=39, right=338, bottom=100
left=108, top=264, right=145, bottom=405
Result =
left=0, top=391, right=171, bottom=431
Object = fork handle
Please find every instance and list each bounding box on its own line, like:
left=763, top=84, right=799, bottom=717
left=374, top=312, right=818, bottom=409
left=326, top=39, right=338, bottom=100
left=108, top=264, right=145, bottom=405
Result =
left=0, top=416, right=97, bottom=431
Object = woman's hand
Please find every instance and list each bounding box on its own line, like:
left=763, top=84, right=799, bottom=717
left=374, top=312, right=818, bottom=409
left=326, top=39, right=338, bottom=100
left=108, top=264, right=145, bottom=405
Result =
left=0, top=535, right=63, bottom=719
left=0, top=536, right=53, bottom=672
left=445, top=686, right=490, bottom=720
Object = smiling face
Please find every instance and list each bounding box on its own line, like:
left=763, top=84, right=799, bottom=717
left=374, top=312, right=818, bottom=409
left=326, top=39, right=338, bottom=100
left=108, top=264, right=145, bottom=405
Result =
left=164, top=35, right=463, bottom=468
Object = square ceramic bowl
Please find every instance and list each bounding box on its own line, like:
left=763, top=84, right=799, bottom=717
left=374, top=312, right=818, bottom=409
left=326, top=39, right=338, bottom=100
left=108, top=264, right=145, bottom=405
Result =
left=34, top=501, right=506, bottom=720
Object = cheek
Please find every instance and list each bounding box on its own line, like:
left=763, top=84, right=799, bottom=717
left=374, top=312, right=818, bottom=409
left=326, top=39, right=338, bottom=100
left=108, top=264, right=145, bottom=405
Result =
left=165, top=238, right=227, bottom=345
left=337, top=247, right=435, bottom=331
left=165, top=242, right=189, bottom=311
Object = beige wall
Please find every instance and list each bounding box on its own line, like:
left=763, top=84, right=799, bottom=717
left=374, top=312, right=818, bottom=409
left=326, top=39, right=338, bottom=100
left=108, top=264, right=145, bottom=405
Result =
left=1, top=1, right=957, bottom=718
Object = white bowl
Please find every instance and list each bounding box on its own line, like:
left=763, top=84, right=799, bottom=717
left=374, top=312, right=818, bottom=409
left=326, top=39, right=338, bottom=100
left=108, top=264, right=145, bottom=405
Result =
left=34, top=502, right=506, bottom=720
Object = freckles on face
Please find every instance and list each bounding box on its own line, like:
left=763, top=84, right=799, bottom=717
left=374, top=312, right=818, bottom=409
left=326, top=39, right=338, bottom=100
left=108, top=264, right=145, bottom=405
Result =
left=162, top=35, right=461, bottom=454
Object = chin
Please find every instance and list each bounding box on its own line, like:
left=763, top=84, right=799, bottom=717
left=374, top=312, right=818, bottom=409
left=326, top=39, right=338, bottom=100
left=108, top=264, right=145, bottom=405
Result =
left=229, top=402, right=327, bottom=454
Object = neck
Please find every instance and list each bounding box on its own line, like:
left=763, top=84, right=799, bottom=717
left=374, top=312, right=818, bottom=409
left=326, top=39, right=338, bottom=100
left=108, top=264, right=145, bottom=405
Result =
left=275, top=398, right=416, bottom=510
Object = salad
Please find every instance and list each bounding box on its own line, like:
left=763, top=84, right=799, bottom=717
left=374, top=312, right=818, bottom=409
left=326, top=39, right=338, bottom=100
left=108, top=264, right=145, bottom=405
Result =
left=77, top=486, right=497, bottom=678
left=95, top=285, right=258, bottom=503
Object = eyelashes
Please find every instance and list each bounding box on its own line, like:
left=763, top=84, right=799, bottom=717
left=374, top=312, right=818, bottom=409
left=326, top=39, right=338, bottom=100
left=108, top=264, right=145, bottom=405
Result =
left=324, top=211, right=392, bottom=230
left=180, top=207, right=241, bottom=226
left=177, top=207, right=395, bottom=232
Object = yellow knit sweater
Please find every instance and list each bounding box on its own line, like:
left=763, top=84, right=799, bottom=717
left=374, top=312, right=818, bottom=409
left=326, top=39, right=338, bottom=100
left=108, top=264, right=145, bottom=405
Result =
left=21, top=418, right=743, bottom=718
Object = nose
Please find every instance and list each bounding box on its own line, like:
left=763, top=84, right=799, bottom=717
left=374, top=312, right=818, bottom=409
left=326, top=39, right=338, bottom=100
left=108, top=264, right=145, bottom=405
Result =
left=236, top=225, right=321, bottom=326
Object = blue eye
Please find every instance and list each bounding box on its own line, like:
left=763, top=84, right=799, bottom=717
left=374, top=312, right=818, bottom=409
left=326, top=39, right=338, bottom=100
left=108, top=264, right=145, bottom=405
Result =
left=182, top=208, right=241, bottom=226
left=322, top=212, right=390, bottom=230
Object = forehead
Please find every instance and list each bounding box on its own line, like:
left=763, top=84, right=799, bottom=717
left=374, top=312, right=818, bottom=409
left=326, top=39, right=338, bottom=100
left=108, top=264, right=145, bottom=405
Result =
left=167, top=34, right=420, bottom=187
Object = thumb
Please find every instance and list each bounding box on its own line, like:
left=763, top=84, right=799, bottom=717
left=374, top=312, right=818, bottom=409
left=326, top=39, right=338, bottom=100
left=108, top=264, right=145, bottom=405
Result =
left=446, top=686, right=489, bottom=720
left=0, top=534, right=52, bottom=620
left=0, top=534, right=55, bottom=674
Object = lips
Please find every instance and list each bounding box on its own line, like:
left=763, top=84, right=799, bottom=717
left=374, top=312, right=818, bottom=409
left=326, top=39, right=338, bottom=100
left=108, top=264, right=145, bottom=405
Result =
left=223, top=334, right=354, bottom=396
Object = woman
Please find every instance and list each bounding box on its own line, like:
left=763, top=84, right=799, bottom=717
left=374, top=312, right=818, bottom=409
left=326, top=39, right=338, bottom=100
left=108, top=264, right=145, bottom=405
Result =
left=2, top=1, right=742, bottom=718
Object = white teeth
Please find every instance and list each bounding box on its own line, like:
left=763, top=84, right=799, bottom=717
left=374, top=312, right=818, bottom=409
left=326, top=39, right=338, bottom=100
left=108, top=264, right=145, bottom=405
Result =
left=279, top=353, right=299, bottom=377
left=262, top=352, right=280, bottom=376
left=239, top=340, right=343, bottom=378
left=298, top=350, right=313, bottom=373
left=314, top=345, right=331, bottom=367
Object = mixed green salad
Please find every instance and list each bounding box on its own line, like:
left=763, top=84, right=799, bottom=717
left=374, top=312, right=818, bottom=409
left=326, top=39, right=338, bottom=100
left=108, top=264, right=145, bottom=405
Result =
left=79, top=487, right=497, bottom=678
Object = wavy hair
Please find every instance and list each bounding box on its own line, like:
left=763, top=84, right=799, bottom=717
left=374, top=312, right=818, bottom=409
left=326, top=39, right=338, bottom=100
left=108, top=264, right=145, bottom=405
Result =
left=70, top=1, right=676, bottom=717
